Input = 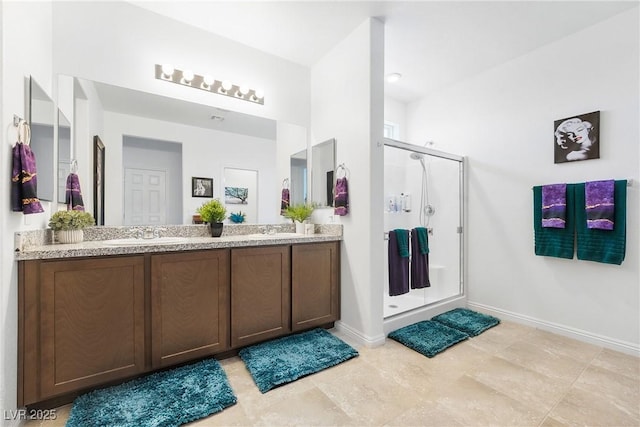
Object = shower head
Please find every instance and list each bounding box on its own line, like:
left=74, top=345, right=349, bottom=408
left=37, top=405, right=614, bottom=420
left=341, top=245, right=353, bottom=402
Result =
left=409, top=152, right=424, bottom=160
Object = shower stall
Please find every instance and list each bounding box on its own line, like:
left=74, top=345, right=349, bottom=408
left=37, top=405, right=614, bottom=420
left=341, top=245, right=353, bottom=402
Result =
left=383, top=139, right=465, bottom=319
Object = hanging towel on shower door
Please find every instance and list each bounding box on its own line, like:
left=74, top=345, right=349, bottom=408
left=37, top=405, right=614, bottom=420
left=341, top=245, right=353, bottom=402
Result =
left=11, top=142, right=44, bottom=214
left=65, top=173, right=85, bottom=211
left=411, top=227, right=431, bottom=289
left=388, top=230, right=410, bottom=296
left=533, top=184, right=575, bottom=259
left=575, top=180, right=626, bottom=265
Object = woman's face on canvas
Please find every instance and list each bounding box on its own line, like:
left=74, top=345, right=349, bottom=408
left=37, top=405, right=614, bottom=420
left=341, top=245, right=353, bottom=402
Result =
left=564, top=121, right=593, bottom=149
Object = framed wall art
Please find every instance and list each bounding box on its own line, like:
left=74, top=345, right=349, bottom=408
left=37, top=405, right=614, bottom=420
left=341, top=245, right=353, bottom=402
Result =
left=554, top=110, right=600, bottom=164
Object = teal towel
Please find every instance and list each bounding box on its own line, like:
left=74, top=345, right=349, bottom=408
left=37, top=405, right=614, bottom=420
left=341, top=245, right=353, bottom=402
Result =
left=414, top=227, right=429, bottom=255
left=533, top=184, right=576, bottom=259
left=575, top=180, right=626, bottom=265
left=394, top=229, right=410, bottom=258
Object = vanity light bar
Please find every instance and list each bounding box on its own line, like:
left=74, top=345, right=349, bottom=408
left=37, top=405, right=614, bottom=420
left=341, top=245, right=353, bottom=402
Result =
left=154, top=64, right=264, bottom=105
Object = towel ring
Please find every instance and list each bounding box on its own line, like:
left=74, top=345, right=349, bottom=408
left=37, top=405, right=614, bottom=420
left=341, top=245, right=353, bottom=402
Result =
left=282, top=178, right=289, bottom=189
left=336, top=163, right=347, bottom=179
left=17, top=119, right=31, bottom=146
left=71, top=159, right=78, bottom=173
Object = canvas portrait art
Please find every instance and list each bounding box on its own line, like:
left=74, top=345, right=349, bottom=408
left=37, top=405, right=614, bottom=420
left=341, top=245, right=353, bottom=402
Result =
left=554, top=111, right=600, bottom=164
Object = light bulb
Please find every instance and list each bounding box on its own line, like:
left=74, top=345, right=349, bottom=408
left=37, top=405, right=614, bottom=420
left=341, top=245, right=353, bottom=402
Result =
left=203, top=75, right=214, bottom=87
left=385, top=73, right=402, bottom=83
left=161, top=63, right=174, bottom=78
left=182, top=69, right=194, bottom=83
left=239, top=85, right=250, bottom=96
left=253, top=89, right=264, bottom=100
left=221, top=80, right=232, bottom=92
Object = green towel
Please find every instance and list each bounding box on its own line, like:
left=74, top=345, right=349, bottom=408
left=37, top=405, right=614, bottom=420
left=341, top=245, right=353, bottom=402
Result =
left=533, top=184, right=576, bottom=259
left=414, top=227, right=429, bottom=255
left=394, top=229, right=410, bottom=258
left=575, top=180, right=626, bottom=265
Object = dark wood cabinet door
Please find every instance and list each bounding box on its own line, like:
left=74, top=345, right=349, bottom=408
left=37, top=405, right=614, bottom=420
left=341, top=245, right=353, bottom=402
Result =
left=39, top=256, right=145, bottom=400
left=151, top=250, right=230, bottom=367
left=292, top=242, right=340, bottom=331
left=231, top=246, right=291, bottom=348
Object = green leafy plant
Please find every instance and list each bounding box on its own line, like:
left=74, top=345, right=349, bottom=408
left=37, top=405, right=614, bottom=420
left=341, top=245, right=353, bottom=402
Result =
left=49, top=210, right=95, bottom=231
left=196, top=199, right=227, bottom=224
left=283, top=203, right=315, bottom=223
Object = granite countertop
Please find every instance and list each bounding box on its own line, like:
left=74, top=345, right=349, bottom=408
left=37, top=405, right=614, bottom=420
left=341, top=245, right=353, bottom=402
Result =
left=14, top=224, right=342, bottom=261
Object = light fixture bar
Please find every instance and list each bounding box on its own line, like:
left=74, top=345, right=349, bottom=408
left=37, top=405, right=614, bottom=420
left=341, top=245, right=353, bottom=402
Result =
left=154, top=64, right=264, bottom=105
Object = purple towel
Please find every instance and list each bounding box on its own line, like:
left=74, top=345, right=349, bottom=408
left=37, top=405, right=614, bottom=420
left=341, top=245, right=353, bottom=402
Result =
left=388, top=231, right=409, bottom=296
left=585, top=180, right=615, bottom=230
left=334, top=177, right=349, bottom=216
left=10, top=143, right=44, bottom=215
left=65, top=173, right=85, bottom=211
left=541, top=183, right=566, bottom=228
left=410, top=229, right=430, bottom=289
left=280, top=188, right=290, bottom=215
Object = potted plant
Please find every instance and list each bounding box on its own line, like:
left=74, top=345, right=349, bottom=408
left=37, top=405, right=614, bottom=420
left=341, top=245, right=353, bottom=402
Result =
left=283, top=203, right=315, bottom=234
left=196, top=199, right=227, bottom=237
left=49, top=210, right=95, bottom=244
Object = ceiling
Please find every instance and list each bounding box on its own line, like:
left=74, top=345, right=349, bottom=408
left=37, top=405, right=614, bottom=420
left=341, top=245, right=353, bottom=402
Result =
left=131, top=1, right=636, bottom=104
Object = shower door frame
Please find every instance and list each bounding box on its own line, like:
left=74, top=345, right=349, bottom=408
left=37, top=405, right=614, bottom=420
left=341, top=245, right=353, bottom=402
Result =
left=383, top=138, right=466, bottom=314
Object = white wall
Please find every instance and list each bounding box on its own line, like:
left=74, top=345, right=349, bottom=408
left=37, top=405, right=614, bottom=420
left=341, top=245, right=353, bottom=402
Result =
left=384, top=96, right=407, bottom=141
left=276, top=121, right=308, bottom=221
left=311, top=18, right=386, bottom=345
left=52, top=1, right=309, bottom=127
left=1, top=1, right=53, bottom=421
left=407, top=8, right=640, bottom=353
left=104, top=111, right=278, bottom=225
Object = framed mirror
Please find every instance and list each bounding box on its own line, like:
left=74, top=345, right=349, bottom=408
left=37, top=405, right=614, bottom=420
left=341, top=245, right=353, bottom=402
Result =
left=290, top=149, right=307, bottom=205
left=29, top=77, right=55, bottom=202
left=311, top=138, right=336, bottom=207
left=57, top=110, right=71, bottom=203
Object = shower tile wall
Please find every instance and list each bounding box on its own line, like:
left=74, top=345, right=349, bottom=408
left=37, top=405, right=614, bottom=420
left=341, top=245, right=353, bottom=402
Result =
left=383, top=146, right=462, bottom=318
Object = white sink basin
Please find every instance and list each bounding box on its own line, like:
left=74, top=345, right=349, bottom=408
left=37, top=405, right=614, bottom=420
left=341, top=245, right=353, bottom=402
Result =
left=102, top=237, right=190, bottom=246
left=244, top=232, right=303, bottom=239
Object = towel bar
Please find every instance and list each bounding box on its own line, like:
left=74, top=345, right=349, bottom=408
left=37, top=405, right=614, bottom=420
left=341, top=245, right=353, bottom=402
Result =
left=384, top=228, right=433, bottom=240
left=533, top=179, right=633, bottom=189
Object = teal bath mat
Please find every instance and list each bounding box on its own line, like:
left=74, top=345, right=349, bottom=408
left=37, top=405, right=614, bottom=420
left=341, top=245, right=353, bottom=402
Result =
left=66, top=358, right=236, bottom=427
left=239, top=328, right=358, bottom=393
left=432, top=308, right=500, bottom=337
left=388, top=320, right=469, bottom=358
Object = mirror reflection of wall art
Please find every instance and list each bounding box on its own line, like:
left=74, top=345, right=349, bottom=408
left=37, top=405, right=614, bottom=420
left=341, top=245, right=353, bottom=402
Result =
left=93, top=136, right=105, bottom=225
left=554, top=110, right=600, bottom=164
left=192, top=177, right=213, bottom=198
left=225, top=187, right=248, bottom=204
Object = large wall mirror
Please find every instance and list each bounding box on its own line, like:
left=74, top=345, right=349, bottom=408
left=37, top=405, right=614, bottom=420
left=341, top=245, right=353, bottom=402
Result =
left=29, top=77, right=55, bottom=202
left=57, top=110, right=71, bottom=204
left=290, top=149, right=307, bottom=205
left=311, top=138, right=336, bottom=207
left=63, top=76, right=294, bottom=226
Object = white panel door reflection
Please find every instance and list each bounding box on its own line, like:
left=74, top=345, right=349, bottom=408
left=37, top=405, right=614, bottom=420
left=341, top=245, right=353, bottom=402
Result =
left=124, top=168, right=167, bottom=225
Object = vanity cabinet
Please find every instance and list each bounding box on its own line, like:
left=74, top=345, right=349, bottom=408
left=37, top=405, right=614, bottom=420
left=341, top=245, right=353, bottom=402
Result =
left=150, top=250, right=230, bottom=368
left=292, top=242, right=340, bottom=331
left=18, top=240, right=340, bottom=407
left=19, top=256, right=146, bottom=405
left=230, top=246, right=291, bottom=348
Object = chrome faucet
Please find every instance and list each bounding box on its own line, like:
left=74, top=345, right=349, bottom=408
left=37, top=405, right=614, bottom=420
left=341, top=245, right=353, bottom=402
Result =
left=129, top=226, right=166, bottom=239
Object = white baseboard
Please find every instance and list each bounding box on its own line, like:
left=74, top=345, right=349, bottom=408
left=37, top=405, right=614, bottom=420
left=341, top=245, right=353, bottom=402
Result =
left=334, top=321, right=386, bottom=348
left=467, top=301, right=640, bottom=357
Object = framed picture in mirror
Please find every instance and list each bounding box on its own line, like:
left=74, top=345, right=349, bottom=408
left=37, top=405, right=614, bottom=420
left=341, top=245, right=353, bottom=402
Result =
left=93, top=136, right=105, bottom=225
left=192, top=177, right=213, bottom=198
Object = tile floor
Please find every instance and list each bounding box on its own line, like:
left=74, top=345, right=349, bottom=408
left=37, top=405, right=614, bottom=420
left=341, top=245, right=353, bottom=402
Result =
left=26, top=321, right=639, bottom=426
